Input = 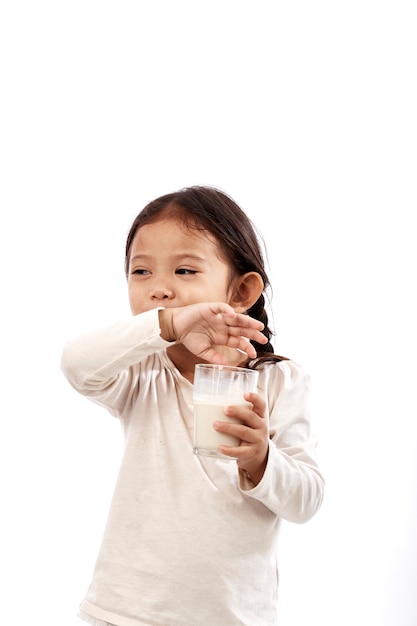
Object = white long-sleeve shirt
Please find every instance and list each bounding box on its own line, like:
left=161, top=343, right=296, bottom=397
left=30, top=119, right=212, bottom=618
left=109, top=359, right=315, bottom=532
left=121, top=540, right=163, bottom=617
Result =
left=61, top=309, right=324, bottom=626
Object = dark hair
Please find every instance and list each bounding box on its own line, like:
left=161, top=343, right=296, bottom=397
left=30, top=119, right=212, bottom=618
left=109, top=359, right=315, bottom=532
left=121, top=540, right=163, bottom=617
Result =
left=125, top=186, right=287, bottom=366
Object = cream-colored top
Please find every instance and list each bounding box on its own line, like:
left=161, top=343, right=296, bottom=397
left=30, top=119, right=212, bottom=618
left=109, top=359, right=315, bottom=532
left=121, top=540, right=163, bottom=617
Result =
left=61, top=309, right=324, bottom=626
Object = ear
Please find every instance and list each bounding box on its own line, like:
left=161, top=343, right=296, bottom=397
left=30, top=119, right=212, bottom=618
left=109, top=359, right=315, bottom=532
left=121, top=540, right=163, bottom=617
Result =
left=230, top=272, right=264, bottom=313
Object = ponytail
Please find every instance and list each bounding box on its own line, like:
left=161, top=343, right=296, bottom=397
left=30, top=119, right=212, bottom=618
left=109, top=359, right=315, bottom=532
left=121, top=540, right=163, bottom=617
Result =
left=246, top=296, right=288, bottom=368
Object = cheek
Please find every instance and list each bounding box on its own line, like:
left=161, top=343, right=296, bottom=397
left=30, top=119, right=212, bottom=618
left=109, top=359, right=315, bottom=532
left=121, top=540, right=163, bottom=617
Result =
left=127, top=284, right=139, bottom=312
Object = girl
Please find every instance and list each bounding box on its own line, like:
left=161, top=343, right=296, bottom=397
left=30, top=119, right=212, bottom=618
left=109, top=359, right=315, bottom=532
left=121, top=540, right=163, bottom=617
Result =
left=61, top=186, right=324, bottom=626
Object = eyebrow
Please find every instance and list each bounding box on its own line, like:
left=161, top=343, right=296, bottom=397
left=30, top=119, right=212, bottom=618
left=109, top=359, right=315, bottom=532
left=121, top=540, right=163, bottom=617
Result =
left=130, top=253, right=208, bottom=264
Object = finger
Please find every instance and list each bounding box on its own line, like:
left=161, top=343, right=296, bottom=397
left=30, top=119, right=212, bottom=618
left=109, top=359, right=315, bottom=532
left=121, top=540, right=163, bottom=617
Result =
left=226, top=320, right=268, bottom=343
left=224, top=312, right=265, bottom=331
left=217, top=438, right=257, bottom=460
left=209, top=302, right=236, bottom=316
left=243, top=392, right=266, bottom=419
left=197, top=339, right=256, bottom=362
left=200, top=334, right=258, bottom=359
left=226, top=336, right=258, bottom=358
left=222, top=323, right=268, bottom=346
left=222, top=403, right=268, bottom=439
left=223, top=394, right=265, bottom=423
left=229, top=325, right=268, bottom=344
left=214, top=419, right=259, bottom=445
left=218, top=435, right=267, bottom=462
left=206, top=308, right=267, bottom=345
left=223, top=404, right=257, bottom=426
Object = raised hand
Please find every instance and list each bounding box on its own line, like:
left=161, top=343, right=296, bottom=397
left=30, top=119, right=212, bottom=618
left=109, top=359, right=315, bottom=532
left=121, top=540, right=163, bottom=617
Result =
left=159, top=302, right=267, bottom=364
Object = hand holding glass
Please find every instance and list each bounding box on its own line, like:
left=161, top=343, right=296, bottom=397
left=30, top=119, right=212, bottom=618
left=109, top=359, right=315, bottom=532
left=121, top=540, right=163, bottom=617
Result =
left=193, top=364, right=259, bottom=460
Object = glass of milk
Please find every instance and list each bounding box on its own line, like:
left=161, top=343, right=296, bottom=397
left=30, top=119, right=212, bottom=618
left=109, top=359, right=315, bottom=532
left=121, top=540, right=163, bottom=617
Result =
left=193, top=363, right=259, bottom=460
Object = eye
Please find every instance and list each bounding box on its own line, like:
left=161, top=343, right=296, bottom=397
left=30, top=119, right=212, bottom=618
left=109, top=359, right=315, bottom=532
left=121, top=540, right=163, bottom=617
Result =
left=176, top=268, right=197, bottom=275
left=131, top=268, right=151, bottom=276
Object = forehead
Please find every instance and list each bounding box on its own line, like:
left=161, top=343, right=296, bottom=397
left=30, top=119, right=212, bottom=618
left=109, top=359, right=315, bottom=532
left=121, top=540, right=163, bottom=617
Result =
left=128, top=217, right=234, bottom=273
left=131, top=217, right=222, bottom=254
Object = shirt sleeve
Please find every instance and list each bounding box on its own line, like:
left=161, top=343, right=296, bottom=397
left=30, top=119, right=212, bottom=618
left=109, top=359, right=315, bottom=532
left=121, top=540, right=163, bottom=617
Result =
left=239, top=360, right=325, bottom=524
left=60, top=308, right=172, bottom=414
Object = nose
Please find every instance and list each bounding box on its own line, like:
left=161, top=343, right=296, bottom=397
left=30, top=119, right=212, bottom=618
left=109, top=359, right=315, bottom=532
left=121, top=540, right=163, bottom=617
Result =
left=150, top=284, right=174, bottom=301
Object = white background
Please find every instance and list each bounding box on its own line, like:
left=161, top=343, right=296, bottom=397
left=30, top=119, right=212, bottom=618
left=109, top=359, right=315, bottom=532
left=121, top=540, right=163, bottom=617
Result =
left=1, top=2, right=416, bottom=625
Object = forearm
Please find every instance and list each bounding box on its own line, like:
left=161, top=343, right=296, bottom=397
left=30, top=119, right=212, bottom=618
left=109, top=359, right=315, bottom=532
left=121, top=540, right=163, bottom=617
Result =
left=61, top=309, right=171, bottom=393
left=239, top=439, right=325, bottom=523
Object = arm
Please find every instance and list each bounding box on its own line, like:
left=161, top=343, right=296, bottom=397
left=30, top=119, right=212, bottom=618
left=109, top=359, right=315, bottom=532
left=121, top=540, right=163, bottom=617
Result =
left=60, top=308, right=170, bottom=400
left=238, top=360, right=324, bottom=523
left=61, top=303, right=267, bottom=404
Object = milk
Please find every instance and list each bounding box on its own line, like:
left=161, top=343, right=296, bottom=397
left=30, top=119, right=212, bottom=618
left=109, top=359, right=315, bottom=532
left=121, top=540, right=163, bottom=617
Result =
left=193, top=400, right=249, bottom=456
left=192, top=363, right=259, bottom=460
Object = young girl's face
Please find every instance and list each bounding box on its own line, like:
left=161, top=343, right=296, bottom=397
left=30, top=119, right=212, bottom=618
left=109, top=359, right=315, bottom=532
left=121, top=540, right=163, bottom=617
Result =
left=127, top=217, right=235, bottom=315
